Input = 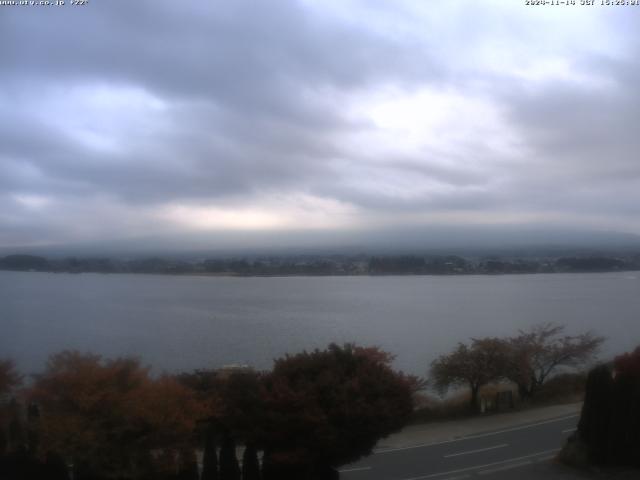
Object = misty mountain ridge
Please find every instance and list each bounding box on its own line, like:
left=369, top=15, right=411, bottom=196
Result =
left=2, top=225, right=640, bottom=260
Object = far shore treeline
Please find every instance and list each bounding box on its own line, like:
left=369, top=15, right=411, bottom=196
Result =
left=1, top=251, right=640, bottom=276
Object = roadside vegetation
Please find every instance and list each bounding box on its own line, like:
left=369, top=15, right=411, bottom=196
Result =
left=560, top=346, right=640, bottom=471
left=424, top=323, right=603, bottom=417
left=0, top=323, right=608, bottom=479
left=411, top=372, right=587, bottom=424
left=0, top=344, right=417, bottom=480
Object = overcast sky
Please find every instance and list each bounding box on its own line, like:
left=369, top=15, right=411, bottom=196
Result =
left=2, top=0, right=640, bottom=251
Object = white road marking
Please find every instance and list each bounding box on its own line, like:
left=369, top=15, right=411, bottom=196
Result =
left=338, top=466, right=372, bottom=473
left=478, top=460, right=531, bottom=475
left=399, top=448, right=560, bottom=480
left=443, top=443, right=508, bottom=458
left=377, top=414, right=578, bottom=454
left=562, top=427, right=577, bottom=433
left=536, top=454, right=557, bottom=462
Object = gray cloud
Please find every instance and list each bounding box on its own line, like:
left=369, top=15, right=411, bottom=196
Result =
left=2, top=0, right=640, bottom=249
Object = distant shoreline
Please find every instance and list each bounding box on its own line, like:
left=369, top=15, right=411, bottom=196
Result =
left=2, top=252, right=639, bottom=278
left=2, top=268, right=639, bottom=279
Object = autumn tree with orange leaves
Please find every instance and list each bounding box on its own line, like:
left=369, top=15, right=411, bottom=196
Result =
left=28, top=351, right=205, bottom=479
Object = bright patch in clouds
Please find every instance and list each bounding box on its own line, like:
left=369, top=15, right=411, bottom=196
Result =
left=351, top=86, right=519, bottom=157
left=332, top=86, right=524, bottom=204
left=159, top=195, right=360, bottom=231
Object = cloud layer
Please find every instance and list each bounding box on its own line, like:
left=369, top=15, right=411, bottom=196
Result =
left=2, top=0, right=640, bottom=249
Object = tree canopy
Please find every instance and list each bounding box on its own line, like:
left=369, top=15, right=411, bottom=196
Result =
left=259, top=343, right=414, bottom=476
left=504, top=323, right=604, bottom=399
left=0, top=360, right=22, bottom=397
left=430, top=337, right=508, bottom=410
left=430, top=324, right=604, bottom=407
left=28, top=351, right=204, bottom=479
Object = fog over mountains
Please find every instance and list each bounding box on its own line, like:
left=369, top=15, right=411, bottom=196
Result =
left=2, top=226, right=640, bottom=260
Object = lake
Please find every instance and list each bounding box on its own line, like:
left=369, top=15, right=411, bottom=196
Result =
left=1, top=271, right=639, bottom=376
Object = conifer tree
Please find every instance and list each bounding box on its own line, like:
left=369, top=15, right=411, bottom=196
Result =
left=241, top=444, right=260, bottom=480
left=219, top=434, right=240, bottom=480
left=201, top=428, right=219, bottom=480
left=177, top=447, right=199, bottom=480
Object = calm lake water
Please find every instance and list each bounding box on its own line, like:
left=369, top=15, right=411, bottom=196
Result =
left=1, top=271, right=639, bottom=376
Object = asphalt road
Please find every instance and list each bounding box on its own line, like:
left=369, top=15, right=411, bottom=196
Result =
left=339, top=414, right=580, bottom=480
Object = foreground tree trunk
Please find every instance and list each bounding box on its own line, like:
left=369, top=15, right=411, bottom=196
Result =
left=517, top=382, right=531, bottom=401
left=260, top=451, right=304, bottom=480
left=219, top=434, right=240, bottom=480
left=241, top=444, right=260, bottom=480
left=177, top=447, right=199, bottom=480
left=41, top=452, right=69, bottom=480
left=470, top=384, right=479, bottom=411
left=201, top=428, right=219, bottom=480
